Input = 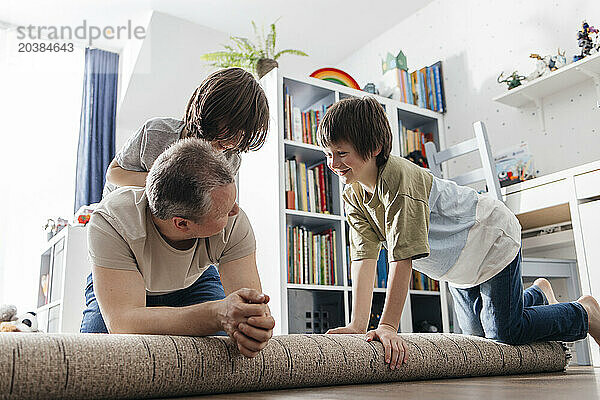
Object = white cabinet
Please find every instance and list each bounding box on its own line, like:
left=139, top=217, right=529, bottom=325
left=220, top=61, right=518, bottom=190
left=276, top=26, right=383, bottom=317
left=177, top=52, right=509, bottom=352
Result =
left=578, top=199, right=600, bottom=364
left=36, top=225, right=91, bottom=333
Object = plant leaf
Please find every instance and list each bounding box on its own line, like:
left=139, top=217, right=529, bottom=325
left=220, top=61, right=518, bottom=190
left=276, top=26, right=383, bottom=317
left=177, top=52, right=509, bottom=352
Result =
left=274, top=49, right=309, bottom=60
left=200, top=19, right=305, bottom=77
left=265, top=23, right=276, bottom=59
left=251, top=20, right=266, bottom=55
left=230, top=36, right=258, bottom=57
left=270, top=18, right=281, bottom=57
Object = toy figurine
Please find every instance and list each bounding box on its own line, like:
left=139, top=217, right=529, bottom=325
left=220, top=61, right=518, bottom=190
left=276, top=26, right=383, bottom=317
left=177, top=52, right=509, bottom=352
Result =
left=497, top=71, right=527, bottom=90
left=574, top=21, right=599, bottom=62
left=362, top=82, right=379, bottom=95
left=526, top=49, right=567, bottom=81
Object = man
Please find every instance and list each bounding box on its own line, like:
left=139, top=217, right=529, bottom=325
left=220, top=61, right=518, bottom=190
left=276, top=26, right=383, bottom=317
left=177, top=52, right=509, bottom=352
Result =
left=81, top=138, right=274, bottom=358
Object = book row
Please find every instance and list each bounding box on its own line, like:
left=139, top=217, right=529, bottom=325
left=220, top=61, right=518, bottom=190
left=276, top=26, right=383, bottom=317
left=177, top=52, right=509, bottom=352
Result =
left=345, top=248, right=439, bottom=292
left=395, top=61, right=445, bottom=112
left=287, top=225, right=340, bottom=286
left=400, top=123, right=434, bottom=164
left=285, top=158, right=334, bottom=214
left=283, top=87, right=329, bottom=145
left=375, top=249, right=439, bottom=291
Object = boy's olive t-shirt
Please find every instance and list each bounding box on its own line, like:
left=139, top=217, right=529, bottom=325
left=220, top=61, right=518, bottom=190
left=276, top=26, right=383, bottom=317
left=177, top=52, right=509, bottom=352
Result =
left=343, top=155, right=521, bottom=288
left=343, top=156, right=432, bottom=263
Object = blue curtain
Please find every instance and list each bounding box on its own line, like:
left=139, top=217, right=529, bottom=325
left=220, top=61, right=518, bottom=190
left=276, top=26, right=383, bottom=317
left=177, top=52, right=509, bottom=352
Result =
left=74, top=48, right=119, bottom=211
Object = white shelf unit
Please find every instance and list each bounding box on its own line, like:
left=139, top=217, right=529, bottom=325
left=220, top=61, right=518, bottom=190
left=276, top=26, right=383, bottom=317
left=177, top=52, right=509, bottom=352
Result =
left=239, top=68, right=448, bottom=335
left=493, top=52, right=600, bottom=131
left=36, top=225, right=91, bottom=333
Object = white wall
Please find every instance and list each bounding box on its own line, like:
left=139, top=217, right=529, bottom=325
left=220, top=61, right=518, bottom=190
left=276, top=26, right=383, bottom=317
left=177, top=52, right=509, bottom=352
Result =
left=0, top=28, right=84, bottom=311
left=116, top=11, right=229, bottom=150
left=336, top=0, right=600, bottom=177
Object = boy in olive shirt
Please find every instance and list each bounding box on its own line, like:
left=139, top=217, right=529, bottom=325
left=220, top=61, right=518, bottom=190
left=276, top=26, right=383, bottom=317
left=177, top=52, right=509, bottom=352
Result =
left=318, top=97, right=600, bottom=370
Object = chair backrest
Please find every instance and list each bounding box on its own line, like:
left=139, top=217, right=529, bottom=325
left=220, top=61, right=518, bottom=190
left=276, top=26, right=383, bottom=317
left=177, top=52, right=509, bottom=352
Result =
left=424, top=121, right=502, bottom=201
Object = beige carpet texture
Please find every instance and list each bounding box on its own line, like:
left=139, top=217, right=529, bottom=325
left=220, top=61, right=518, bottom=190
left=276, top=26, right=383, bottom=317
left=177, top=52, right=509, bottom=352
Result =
left=0, top=332, right=568, bottom=399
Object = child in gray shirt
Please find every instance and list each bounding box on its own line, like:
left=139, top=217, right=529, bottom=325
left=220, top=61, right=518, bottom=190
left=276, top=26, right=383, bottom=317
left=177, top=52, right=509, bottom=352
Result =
left=103, top=68, right=268, bottom=195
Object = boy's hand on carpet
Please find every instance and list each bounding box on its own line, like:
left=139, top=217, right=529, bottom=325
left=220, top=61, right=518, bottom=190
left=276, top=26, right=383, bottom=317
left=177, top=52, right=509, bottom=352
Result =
left=366, top=324, right=408, bottom=370
left=218, top=288, right=275, bottom=358
left=325, top=322, right=366, bottom=335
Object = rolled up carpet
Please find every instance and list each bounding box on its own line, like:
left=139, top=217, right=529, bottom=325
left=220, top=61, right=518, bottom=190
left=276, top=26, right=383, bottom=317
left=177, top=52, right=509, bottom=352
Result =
left=0, top=333, right=567, bottom=399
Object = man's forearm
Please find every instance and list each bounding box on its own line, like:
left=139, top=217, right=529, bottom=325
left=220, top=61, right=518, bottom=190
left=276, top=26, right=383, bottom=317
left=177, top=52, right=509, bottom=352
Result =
left=350, top=259, right=377, bottom=331
left=379, top=259, right=412, bottom=330
left=108, top=300, right=222, bottom=336
left=218, top=253, right=262, bottom=295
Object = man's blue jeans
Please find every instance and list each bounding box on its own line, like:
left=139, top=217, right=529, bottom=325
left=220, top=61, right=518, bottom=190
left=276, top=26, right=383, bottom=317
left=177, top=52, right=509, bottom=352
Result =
left=449, top=250, right=589, bottom=344
left=80, top=265, right=226, bottom=334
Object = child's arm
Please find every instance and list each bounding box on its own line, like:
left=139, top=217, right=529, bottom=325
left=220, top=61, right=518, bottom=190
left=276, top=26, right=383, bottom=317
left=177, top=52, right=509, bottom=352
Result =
left=105, top=159, right=148, bottom=187
left=365, top=258, right=412, bottom=369
left=327, top=259, right=377, bottom=333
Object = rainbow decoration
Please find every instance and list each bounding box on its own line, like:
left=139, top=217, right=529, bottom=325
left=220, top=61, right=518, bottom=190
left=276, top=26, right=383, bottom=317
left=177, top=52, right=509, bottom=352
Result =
left=310, top=68, right=360, bottom=90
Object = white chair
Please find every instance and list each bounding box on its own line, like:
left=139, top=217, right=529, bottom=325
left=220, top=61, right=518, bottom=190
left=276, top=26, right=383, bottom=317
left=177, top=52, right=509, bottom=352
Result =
left=425, top=121, right=501, bottom=200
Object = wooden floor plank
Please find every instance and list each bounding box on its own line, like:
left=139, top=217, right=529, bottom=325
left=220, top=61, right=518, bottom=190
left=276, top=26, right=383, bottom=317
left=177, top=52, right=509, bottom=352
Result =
left=169, top=367, right=600, bottom=400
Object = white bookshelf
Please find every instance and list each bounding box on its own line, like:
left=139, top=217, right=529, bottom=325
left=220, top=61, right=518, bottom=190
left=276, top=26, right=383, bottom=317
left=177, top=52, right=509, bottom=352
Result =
left=239, top=68, right=449, bottom=335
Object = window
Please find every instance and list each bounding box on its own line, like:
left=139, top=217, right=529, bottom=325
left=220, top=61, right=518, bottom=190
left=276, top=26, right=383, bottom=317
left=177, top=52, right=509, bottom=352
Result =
left=0, top=28, right=84, bottom=310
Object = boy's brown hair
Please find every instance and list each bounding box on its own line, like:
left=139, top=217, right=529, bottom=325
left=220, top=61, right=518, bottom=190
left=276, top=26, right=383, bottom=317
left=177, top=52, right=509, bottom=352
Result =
left=184, top=68, right=269, bottom=152
left=317, top=97, right=392, bottom=167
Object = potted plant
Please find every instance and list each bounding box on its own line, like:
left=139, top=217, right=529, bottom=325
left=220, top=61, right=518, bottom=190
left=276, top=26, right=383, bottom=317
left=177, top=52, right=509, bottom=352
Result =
left=201, top=20, right=308, bottom=78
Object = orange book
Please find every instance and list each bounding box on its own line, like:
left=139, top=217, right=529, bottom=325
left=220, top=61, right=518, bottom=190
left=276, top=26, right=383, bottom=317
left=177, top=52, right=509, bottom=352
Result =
left=286, top=191, right=295, bottom=210
left=399, top=70, right=406, bottom=103
left=410, top=71, right=419, bottom=106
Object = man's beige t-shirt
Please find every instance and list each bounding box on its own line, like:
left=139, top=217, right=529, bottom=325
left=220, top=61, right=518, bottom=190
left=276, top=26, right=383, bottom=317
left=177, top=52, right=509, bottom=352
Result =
left=88, top=187, right=256, bottom=294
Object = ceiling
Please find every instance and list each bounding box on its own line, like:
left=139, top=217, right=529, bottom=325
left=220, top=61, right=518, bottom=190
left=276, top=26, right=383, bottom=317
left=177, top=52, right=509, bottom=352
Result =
left=0, top=0, right=434, bottom=66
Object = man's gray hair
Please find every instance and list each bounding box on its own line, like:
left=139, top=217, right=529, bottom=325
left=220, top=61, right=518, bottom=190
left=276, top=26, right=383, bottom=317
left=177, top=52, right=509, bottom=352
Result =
left=146, top=138, right=235, bottom=222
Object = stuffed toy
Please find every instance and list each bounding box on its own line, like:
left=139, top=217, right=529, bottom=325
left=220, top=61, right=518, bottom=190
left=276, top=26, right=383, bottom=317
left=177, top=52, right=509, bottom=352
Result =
left=0, top=304, right=39, bottom=332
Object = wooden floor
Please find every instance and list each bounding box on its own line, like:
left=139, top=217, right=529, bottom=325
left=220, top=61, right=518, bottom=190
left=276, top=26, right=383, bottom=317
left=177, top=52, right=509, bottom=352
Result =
left=173, top=367, right=600, bottom=400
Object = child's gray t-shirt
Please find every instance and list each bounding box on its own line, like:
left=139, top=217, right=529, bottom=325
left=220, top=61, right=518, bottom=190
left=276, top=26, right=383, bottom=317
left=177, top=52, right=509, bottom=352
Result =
left=102, top=117, right=241, bottom=197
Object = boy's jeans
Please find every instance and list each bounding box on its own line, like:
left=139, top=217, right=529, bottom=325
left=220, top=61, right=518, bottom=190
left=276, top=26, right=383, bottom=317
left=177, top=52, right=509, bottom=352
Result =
left=449, top=250, right=588, bottom=344
left=80, top=265, right=226, bottom=334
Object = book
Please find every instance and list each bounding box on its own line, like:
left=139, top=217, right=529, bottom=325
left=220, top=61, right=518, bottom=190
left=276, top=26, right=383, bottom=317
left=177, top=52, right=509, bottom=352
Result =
left=324, top=163, right=332, bottom=214
left=292, top=107, right=302, bottom=142
left=298, top=162, right=307, bottom=211
left=317, top=164, right=326, bottom=212
left=398, top=61, right=445, bottom=111
left=425, top=67, right=433, bottom=111
left=410, top=71, right=419, bottom=107
left=286, top=226, right=340, bottom=286
left=346, top=245, right=351, bottom=285
left=283, top=86, right=289, bottom=139
left=332, top=230, right=337, bottom=285
left=286, top=160, right=333, bottom=214
left=307, top=169, right=315, bottom=213
left=376, top=248, right=388, bottom=288
left=419, top=68, right=429, bottom=109
left=432, top=61, right=445, bottom=113
left=405, top=69, right=414, bottom=105
left=290, top=159, right=298, bottom=210
left=285, top=160, right=295, bottom=209
left=428, top=66, right=437, bottom=111
left=419, top=70, right=427, bottom=109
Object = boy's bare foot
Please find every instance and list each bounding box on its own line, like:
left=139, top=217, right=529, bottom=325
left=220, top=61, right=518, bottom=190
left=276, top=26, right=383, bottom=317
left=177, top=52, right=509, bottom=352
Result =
left=534, top=278, right=558, bottom=304
left=577, top=295, right=600, bottom=346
